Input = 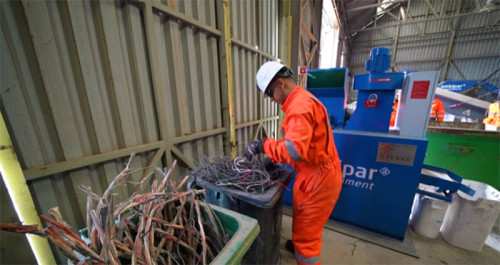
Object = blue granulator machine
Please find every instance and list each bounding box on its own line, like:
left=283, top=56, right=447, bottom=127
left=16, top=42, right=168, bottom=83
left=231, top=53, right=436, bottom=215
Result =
left=284, top=47, right=474, bottom=240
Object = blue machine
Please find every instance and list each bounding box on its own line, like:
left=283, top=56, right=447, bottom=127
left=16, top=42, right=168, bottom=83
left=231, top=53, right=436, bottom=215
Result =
left=284, top=47, right=475, bottom=240
left=345, top=48, right=404, bottom=133
left=306, top=68, right=352, bottom=128
left=332, top=131, right=427, bottom=239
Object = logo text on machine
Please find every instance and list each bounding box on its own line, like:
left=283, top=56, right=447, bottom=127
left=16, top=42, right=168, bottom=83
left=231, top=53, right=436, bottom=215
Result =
left=340, top=162, right=390, bottom=191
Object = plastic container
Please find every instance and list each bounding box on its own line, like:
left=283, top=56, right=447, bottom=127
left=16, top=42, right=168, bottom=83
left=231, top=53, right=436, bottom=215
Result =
left=193, top=165, right=294, bottom=265
left=80, top=203, right=259, bottom=265
left=440, top=179, right=500, bottom=252
left=204, top=204, right=260, bottom=264
left=425, top=128, right=500, bottom=190
left=485, top=124, right=499, bottom=131
left=410, top=193, right=449, bottom=238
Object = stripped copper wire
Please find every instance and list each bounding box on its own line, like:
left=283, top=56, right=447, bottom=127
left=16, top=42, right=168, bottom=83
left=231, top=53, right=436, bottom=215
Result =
left=0, top=153, right=228, bottom=265
left=190, top=156, right=289, bottom=193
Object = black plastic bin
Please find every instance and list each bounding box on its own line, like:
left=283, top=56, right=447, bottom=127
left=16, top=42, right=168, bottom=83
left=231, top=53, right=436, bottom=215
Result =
left=192, top=164, right=294, bottom=265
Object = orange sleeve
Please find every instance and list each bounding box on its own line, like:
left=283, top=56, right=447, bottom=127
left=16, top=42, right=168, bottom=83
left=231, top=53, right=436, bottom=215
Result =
left=483, top=116, right=493, bottom=124
left=438, top=100, right=445, bottom=112
left=263, top=112, right=314, bottom=164
left=438, top=100, right=445, bottom=121
left=390, top=111, right=396, bottom=126
left=483, top=104, right=496, bottom=124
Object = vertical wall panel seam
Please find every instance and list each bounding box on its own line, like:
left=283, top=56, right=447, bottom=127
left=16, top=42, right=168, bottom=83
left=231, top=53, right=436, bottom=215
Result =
left=123, top=4, right=148, bottom=145
left=144, top=2, right=171, bottom=166
left=19, top=1, right=65, bottom=163
left=92, top=1, right=125, bottom=149
left=58, top=1, right=100, bottom=158
left=44, top=1, right=91, bottom=228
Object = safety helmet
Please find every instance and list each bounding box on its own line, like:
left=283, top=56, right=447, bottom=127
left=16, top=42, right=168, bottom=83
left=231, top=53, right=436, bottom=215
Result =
left=256, top=61, right=289, bottom=93
left=394, top=89, right=401, bottom=101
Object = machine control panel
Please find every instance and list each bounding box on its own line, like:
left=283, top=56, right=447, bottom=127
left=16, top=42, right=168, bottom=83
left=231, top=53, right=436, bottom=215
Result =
left=376, top=142, right=417, bottom=166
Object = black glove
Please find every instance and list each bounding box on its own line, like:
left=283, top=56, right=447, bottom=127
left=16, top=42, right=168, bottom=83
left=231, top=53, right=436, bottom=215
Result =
left=245, top=139, right=264, bottom=161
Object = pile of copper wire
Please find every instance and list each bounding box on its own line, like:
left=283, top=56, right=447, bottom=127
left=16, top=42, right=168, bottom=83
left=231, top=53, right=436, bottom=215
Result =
left=190, top=156, right=288, bottom=193
left=0, top=154, right=229, bottom=265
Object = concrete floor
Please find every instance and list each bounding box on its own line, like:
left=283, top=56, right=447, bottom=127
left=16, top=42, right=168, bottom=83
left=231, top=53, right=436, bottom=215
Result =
left=278, top=214, right=500, bottom=264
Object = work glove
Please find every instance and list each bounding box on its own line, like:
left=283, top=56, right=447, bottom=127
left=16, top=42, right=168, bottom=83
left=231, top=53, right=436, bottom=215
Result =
left=245, top=139, right=264, bottom=161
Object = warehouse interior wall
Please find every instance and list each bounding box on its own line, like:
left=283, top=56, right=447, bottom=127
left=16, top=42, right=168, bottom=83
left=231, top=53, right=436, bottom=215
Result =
left=0, top=0, right=285, bottom=262
left=344, top=0, right=500, bottom=96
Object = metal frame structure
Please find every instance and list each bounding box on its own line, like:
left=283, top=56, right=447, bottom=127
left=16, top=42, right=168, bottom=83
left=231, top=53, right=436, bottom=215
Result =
left=334, top=0, right=500, bottom=90
left=295, top=0, right=323, bottom=87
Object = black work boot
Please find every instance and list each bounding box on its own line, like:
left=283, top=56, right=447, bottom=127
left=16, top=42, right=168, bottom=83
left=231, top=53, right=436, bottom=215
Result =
left=285, top=240, right=295, bottom=254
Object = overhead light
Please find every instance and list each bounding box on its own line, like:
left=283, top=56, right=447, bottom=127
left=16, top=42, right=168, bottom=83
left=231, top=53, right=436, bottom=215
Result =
left=479, top=0, right=498, bottom=13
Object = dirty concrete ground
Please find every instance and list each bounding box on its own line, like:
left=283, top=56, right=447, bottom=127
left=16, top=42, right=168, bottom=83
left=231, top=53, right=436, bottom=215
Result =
left=279, top=214, right=500, bottom=264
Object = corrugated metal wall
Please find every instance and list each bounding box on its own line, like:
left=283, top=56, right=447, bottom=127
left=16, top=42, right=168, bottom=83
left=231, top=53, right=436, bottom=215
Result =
left=230, top=0, right=281, bottom=155
left=348, top=0, right=500, bottom=90
left=233, top=1, right=263, bottom=155
left=0, top=0, right=282, bottom=263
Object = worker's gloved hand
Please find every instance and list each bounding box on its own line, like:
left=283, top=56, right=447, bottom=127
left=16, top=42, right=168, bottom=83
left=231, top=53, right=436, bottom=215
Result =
left=245, top=139, right=264, bottom=161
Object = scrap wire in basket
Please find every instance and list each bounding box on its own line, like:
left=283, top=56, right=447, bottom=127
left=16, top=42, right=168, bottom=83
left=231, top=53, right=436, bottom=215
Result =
left=0, top=153, right=229, bottom=265
left=191, top=156, right=289, bottom=193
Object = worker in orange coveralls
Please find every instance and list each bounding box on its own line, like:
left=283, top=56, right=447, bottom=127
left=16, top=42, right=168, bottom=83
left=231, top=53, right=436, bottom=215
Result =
left=245, top=61, right=342, bottom=265
left=389, top=98, right=399, bottom=127
left=483, top=99, right=500, bottom=127
left=390, top=90, right=401, bottom=127
left=430, top=97, right=445, bottom=122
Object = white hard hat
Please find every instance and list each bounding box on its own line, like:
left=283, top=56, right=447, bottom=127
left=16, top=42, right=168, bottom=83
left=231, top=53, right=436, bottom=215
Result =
left=256, top=61, right=287, bottom=93
left=395, top=89, right=401, bottom=99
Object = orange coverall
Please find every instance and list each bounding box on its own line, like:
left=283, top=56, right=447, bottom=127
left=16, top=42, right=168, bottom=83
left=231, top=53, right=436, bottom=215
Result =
left=390, top=100, right=399, bottom=127
left=263, top=86, right=342, bottom=265
left=430, top=98, right=445, bottom=122
left=483, top=102, right=500, bottom=126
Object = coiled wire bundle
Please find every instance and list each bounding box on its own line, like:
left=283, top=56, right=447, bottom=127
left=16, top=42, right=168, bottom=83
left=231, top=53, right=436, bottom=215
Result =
left=190, top=156, right=287, bottom=193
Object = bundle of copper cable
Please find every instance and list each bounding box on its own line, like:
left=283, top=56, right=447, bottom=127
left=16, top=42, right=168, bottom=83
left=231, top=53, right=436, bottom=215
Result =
left=0, top=154, right=229, bottom=265
left=190, top=156, right=288, bottom=193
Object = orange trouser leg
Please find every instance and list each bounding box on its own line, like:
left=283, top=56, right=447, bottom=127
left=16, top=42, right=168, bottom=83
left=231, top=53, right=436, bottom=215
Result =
left=292, top=162, right=342, bottom=265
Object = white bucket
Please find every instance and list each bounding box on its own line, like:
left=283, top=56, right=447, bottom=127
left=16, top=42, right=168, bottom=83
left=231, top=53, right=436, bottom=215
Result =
left=410, top=193, right=449, bottom=238
left=485, top=124, right=499, bottom=131
left=440, top=180, right=500, bottom=252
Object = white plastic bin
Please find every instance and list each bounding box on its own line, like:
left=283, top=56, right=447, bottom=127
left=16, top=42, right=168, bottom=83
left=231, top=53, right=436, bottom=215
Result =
left=484, top=124, right=499, bottom=131
left=410, top=193, right=450, bottom=238
left=440, top=180, right=500, bottom=252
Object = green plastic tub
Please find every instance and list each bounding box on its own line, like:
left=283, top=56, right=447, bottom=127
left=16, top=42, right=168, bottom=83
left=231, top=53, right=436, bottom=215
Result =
left=425, top=126, right=500, bottom=190
left=206, top=204, right=260, bottom=264
left=79, top=203, right=259, bottom=265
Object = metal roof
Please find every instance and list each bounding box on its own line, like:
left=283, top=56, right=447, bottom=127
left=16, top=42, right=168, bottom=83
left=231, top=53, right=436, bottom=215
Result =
left=335, top=0, right=500, bottom=95
left=334, top=0, right=408, bottom=39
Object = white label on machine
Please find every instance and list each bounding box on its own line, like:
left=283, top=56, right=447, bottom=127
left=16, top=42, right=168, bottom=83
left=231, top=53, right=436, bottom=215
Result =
left=376, top=143, right=417, bottom=166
